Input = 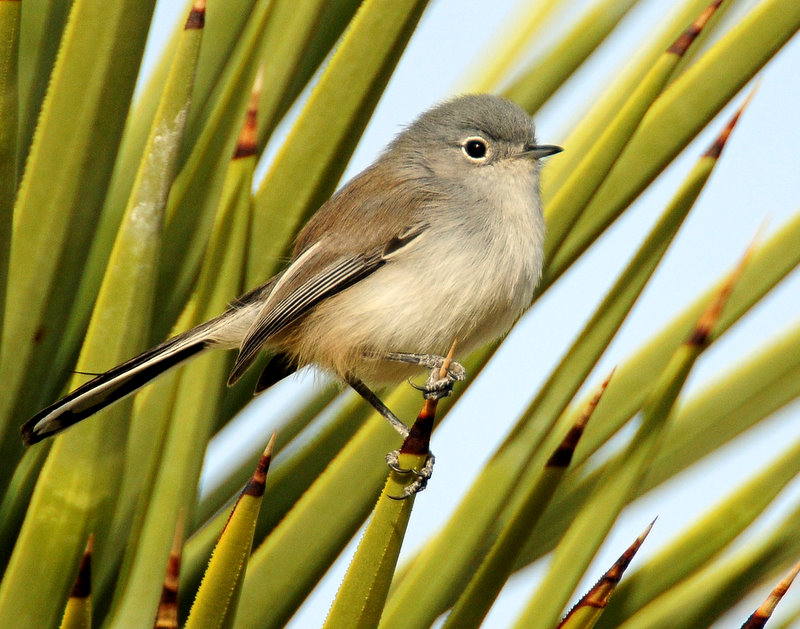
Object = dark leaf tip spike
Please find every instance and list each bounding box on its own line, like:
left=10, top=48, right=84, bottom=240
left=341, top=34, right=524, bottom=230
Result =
left=688, top=227, right=760, bottom=347
left=400, top=402, right=435, bottom=456
left=400, top=340, right=457, bottom=455
left=234, top=67, right=263, bottom=159
left=741, top=558, right=800, bottom=629
left=547, top=368, right=615, bottom=468
left=185, top=0, right=206, bottom=30
left=155, top=514, right=184, bottom=629
left=243, top=433, right=276, bottom=497
left=558, top=519, right=656, bottom=627
left=704, top=81, right=759, bottom=159
left=70, top=534, right=94, bottom=599
left=668, top=0, right=724, bottom=56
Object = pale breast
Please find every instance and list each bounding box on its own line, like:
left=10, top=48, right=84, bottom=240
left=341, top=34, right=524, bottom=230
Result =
left=281, top=160, right=545, bottom=384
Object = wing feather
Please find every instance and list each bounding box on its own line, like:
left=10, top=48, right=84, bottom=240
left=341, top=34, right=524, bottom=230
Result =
left=227, top=225, right=425, bottom=385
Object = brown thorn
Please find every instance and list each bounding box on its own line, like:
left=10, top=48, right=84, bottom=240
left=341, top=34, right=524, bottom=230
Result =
left=400, top=406, right=435, bottom=456
left=766, top=559, right=800, bottom=608
left=155, top=513, right=184, bottom=629
left=169, top=510, right=184, bottom=578
left=70, top=534, right=94, bottom=599
left=668, top=0, right=724, bottom=56
left=599, top=517, right=657, bottom=588
left=560, top=518, right=656, bottom=625
left=400, top=339, right=459, bottom=456
left=439, top=338, right=458, bottom=379
left=219, top=435, right=275, bottom=535
left=743, top=558, right=800, bottom=627
left=704, top=80, right=760, bottom=159
left=233, top=66, right=263, bottom=159
left=689, top=225, right=763, bottom=347
left=185, top=0, right=206, bottom=30
left=417, top=338, right=458, bottom=419
left=547, top=367, right=615, bottom=468
left=243, top=431, right=276, bottom=497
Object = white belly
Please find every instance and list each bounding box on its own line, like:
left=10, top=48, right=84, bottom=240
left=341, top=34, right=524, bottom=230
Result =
left=284, top=166, right=545, bottom=385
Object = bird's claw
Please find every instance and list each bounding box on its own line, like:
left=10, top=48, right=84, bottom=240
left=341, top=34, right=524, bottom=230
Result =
left=386, top=449, right=435, bottom=499
left=422, top=360, right=466, bottom=400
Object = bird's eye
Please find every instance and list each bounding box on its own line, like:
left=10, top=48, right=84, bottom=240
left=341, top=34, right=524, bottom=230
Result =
left=462, top=137, right=488, bottom=161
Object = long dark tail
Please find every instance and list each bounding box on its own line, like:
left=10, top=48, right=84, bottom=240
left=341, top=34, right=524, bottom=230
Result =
left=20, top=278, right=279, bottom=446
left=21, top=320, right=218, bottom=446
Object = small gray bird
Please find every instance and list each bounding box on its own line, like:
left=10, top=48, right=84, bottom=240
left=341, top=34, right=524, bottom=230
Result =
left=21, top=94, right=561, bottom=451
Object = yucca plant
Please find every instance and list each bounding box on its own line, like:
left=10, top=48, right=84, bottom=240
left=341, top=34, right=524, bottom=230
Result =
left=1, top=0, right=799, bottom=627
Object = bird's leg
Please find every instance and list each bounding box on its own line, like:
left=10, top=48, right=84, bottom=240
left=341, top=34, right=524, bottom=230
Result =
left=346, top=375, right=409, bottom=438
left=346, top=375, right=435, bottom=497
left=381, top=351, right=466, bottom=400
left=385, top=450, right=435, bottom=498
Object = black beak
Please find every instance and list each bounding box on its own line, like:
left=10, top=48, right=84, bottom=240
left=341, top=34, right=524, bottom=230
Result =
left=523, top=144, right=563, bottom=159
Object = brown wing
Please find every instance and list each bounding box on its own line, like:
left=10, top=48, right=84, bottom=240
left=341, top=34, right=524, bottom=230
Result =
left=227, top=224, right=426, bottom=385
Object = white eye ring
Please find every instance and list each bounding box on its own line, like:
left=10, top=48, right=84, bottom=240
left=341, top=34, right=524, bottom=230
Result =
left=462, top=136, right=489, bottom=161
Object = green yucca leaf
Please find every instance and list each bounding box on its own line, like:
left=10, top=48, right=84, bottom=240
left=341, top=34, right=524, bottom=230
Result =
left=525, top=208, right=800, bottom=556
left=0, top=3, right=202, bottom=623
left=180, top=388, right=362, bottom=613
left=249, top=0, right=363, bottom=148
left=596, top=433, right=800, bottom=627
left=503, top=0, right=642, bottom=114
left=247, top=0, right=430, bottom=284
left=184, top=0, right=268, bottom=146
left=106, top=81, right=255, bottom=626
left=545, top=0, right=800, bottom=287
left=443, top=376, right=611, bottom=629
left=639, top=320, right=800, bottom=495
left=95, top=327, right=185, bottom=604
left=558, top=521, right=655, bottom=629
left=514, top=253, right=747, bottom=627
left=15, top=1, right=72, bottom=166
left=515, top=281, right=800, bottom=571
left=272, top=0, right=363, bottom=132
left=153, top=514, right=183, bottom=629
left=233, top=416, right=399, bottom=629
left=0, top=446, right=48, bottom=568
left=616, top=502, right=800, bottom=628
left=542, top=0, right=736, bottom=195
left=0, top=0, right=157, bottom=471
left=543, top=0, right=721, bottom=265
left=0, top=0, right=19, bottom=345
left=321, top=462, right=417, bottom=629
left=323, top=394, right=437, bottom=629
left=550, top=202, right=800, bottom=478
left=185, top=436, right=275, bottom=629
left=59, top=537, right=93, bottom=629
left=153, top=516, right=182, bottom=629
